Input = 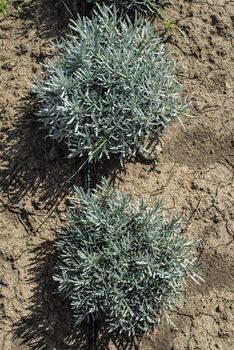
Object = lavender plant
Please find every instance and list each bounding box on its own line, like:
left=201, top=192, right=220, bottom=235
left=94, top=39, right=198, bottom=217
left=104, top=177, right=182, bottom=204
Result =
left=32, top=5, right=186, bottom=163
left=54, top=179, right=201, bottom=336
left=88, top=0, right=160, bottom=14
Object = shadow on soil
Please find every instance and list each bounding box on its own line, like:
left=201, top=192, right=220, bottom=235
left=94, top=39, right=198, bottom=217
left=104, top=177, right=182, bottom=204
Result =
left=0, top=98, right=83, bottom=217
left=12, top=240, right=87, bottom=350
left=16, top=0, right=93, bottom=40
left=0, top=97, right=127, bottom=217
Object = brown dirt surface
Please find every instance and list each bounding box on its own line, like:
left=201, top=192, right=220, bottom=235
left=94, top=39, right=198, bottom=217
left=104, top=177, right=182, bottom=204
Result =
left=0, top=0, right=233, bottom=349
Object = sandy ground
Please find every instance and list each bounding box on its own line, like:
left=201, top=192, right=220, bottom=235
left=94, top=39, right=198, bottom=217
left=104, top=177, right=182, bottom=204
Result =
left=0, top=0, right=233, bottom=349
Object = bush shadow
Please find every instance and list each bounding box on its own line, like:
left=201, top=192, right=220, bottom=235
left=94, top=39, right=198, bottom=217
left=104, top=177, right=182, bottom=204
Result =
left=0, top=96, right=83, bottom=218
left=14, top=0, right=166, bottom=42
left=15, top=0, right=93, bottom=41
left=13, top=240, right=88, bottom=350
left=99, top=328, right=144, bottom=350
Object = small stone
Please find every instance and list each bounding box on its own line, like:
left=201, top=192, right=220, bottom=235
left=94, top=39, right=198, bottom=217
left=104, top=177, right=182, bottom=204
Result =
left=17, top=43, right=28, bottom=55
left=216, top=304, right=224, bottom=313
left=213, top=215, right=220, bottom=224
left=225, top=82, right=232, bottom=90
left=210, top=149, right=214, bottom=155
left=155, top=144, right=162, bottom=154
left=191, top=181, right=198, bottom=190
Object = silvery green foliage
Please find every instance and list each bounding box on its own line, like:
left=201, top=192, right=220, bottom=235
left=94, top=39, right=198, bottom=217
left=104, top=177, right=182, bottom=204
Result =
left=54, top=179, right=201, bottom=336
left=88, top=0, right=160, bottom=14
left=32, top=5, right=186, bottom=162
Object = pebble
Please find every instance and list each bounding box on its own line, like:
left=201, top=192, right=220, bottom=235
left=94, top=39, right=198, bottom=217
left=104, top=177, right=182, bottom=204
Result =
left=216, top=304, right=224, bottom=313
left=213, top=215, right=220, bottom=224
left=16, top=43, right=28, bottom=55
left=155, top=144, right=162, bottom=154
left=191, top=181, right=198, bottom=190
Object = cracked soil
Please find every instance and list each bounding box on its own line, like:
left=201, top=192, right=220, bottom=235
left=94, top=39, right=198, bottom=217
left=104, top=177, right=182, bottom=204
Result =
left=0, top=0, right=233, bottom=349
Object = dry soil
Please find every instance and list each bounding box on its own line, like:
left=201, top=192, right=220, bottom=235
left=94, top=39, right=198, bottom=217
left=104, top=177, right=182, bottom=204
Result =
left=0, top=1, right=233, bottom=349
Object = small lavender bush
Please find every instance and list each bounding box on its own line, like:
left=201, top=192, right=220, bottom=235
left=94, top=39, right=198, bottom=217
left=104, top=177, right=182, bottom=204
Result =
left=54, top=179, right=201, bottom=336
left=88, top=0, right=160, bottom=14
left=32, top=5, right=186, bottom=163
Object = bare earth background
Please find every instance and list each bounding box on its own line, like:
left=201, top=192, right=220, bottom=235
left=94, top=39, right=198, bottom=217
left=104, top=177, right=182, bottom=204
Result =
left=0, top=0, right=233, bottom=349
